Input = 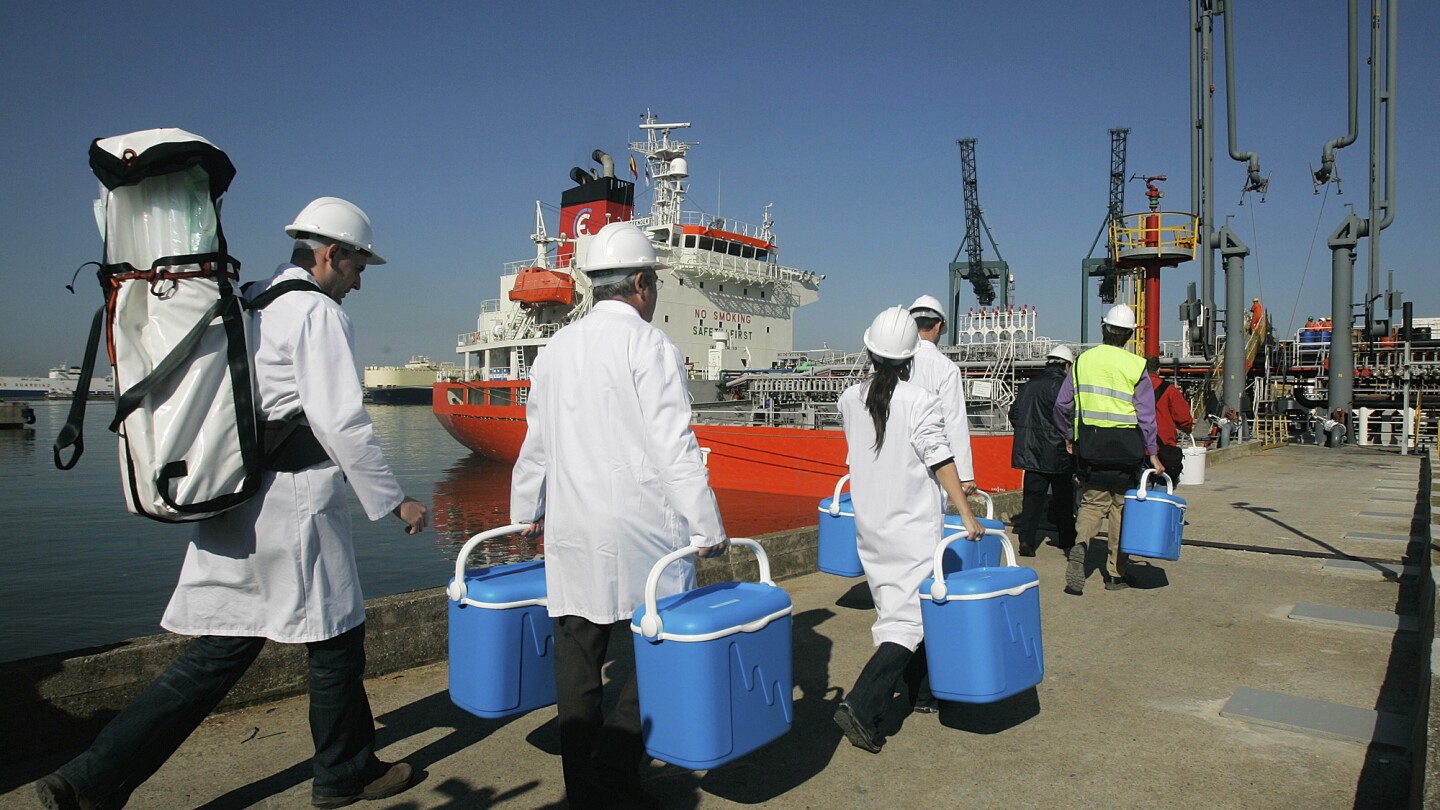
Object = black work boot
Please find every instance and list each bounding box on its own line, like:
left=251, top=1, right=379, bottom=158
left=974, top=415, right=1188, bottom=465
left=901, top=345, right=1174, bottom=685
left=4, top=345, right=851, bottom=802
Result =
left=1064, top=542, right=1087, bottom=595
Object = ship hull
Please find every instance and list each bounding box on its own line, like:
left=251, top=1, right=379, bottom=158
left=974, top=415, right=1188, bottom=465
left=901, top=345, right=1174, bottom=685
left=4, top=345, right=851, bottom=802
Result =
left=367, top=387, right=435, bottom=405
left=433, top=382, right=1021, bottom=498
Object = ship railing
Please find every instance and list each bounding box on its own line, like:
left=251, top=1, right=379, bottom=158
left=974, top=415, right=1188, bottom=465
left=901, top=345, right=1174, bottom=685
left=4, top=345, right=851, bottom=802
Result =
left=693, top=398, right=843, bottom=430
left=673, top=248, right=821, bottom=287
left=672, top=210, right=768, bottom=242
left=501, top=257, right=575, bottom=275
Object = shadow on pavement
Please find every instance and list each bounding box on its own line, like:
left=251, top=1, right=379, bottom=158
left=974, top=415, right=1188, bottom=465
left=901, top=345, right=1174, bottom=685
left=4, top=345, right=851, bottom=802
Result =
left=834, top=581, right=873, bottom=611
left=195, top=690, right=533, bottom=809
left=937, top=687, right=1042, bottom=735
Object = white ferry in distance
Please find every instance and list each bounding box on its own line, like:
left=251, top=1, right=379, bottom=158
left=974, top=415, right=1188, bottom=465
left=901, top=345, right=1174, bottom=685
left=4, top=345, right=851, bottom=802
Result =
left=0, top=365, right=114, bottom=400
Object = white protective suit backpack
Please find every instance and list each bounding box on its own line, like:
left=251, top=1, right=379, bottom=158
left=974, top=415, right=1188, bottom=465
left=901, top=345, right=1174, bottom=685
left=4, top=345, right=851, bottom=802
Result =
left=54, top=128, right=317, bottom=522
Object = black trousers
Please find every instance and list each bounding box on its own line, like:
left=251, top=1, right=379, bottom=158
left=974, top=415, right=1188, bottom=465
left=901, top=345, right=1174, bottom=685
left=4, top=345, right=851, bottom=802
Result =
left=1016, top=470, right=1077, bottom=549
left=552, top=615, right=645, bottom=809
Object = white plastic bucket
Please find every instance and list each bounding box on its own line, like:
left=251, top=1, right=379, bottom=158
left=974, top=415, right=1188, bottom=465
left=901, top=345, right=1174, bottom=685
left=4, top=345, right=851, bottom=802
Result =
left=1178, top=435, right=1206, bottom=485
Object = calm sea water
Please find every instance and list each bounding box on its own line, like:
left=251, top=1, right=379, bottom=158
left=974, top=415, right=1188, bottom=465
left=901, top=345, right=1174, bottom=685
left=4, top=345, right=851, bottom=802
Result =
left=0, top=402, right=817, bottom=663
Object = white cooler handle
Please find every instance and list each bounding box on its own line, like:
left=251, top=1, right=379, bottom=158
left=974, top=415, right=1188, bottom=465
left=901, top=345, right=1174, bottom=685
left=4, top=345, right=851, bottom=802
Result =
left=928, top=528, right=1015, bottom=604
left=976, top=490, right=995, bottom=520
left=1180, top=432, right=1197, bottom=448
left=639, top=538, right=770, bottom=640
left=1135, top=468, right=1175, bottom=501
left=446, top=523, right=534, bottom=603
left=827, top=474, right=851, bottom=516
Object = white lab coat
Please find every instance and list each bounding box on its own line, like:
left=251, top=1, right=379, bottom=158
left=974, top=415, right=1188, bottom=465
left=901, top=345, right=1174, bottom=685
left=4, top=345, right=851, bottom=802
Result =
left=162, top=264, right=405, bottom=643
left=511, top=300, right=727, bottom=625
left=909, top=339, right=975, bottom=481
left=839, top=379, right=953, bottom=650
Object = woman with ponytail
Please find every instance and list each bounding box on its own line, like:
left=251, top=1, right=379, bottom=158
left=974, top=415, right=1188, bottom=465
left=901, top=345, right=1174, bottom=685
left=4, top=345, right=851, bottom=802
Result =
left=832, top=306, right=984, bottom=753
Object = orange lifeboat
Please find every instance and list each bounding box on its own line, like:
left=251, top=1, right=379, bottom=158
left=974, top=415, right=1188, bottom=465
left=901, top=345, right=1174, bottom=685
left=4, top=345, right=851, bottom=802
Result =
left=508, top=267, right=575, bottom=307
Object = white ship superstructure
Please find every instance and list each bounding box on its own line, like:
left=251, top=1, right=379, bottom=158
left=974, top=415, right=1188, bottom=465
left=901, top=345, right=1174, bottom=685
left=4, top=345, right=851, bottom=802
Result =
left=455, top=110, right=823, bottom=384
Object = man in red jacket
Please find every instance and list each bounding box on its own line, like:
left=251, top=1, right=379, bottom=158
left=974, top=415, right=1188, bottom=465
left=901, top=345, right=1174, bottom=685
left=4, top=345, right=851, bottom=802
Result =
left=1146, top=356, right=1195, bottom=481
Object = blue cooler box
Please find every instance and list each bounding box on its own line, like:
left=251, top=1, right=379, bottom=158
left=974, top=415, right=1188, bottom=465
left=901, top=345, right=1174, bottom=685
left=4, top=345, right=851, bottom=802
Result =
left=1120, top=470, right=1187, bottom=561
left=446, top=526, right=556, bottom=719
left=818, top=475, right=862, bottom=577
left=920, top=531, right=1043, bottom=703
left=631, top=539, right=793, bottom=769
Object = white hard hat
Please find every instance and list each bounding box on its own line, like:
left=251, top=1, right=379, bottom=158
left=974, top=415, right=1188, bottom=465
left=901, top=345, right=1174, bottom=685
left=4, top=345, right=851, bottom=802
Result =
left=285, top=197, right=386, bottom=265
left=908, top=294, right=946, bottom=322
left=1102, top=304, right=1137, bottom=329
left=581, top=221, right=669, bottom=284
left=1046, top=344, right=1075, bottom=364
left=863, top=306, right=921, bottom=360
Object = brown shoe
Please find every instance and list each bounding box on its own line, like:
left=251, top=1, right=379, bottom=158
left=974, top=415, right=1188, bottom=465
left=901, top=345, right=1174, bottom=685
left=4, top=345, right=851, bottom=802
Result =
left=312, top=762, right=414, bottom=808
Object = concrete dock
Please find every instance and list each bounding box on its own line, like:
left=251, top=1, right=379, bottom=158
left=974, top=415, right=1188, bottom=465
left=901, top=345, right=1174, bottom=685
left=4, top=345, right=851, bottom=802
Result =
left=2, top=444, right=1435, bottom=808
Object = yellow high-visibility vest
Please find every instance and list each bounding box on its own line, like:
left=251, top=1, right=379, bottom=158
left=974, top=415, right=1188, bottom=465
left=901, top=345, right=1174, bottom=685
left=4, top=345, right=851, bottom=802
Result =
left=1073, top=344, right=1147, bottom=429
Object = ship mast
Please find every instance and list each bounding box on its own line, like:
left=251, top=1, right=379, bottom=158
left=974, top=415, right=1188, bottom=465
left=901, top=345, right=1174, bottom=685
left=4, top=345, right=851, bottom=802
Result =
left=530, top=200, right=562, bottom=268
left=629, top=109, right=696, bottom=229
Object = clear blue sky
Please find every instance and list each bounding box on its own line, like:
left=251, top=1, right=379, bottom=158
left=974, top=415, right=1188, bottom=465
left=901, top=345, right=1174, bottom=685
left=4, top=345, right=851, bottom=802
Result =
left=2, top=1, right=1434, bottom=375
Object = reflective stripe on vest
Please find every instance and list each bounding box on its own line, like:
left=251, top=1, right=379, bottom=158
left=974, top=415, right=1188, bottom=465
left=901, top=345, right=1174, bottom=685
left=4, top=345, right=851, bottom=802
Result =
left=1074, top=345, right=1147, bottom=429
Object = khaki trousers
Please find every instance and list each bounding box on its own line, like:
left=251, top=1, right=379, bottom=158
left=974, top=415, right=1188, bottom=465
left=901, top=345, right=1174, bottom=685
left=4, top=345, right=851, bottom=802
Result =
left=1074, top=483, right=1129, bottom=579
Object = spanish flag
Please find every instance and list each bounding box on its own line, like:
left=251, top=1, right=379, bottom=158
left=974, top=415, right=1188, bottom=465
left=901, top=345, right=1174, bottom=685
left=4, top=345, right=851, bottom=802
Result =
left=629, top=156, right=638, bottom=179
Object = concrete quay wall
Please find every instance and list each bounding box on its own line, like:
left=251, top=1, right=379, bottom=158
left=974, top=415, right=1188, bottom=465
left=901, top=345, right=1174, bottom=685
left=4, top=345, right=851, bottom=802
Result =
left=0, top=441, right=1265, bottom=762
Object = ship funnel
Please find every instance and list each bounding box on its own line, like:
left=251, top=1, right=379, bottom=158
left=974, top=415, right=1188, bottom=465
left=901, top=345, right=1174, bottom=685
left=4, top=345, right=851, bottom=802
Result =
left=592, top=150, right=615, bottom=179
left=665, top=157, right=689, bottom=178
left=569, top=167, right=592, bottom=186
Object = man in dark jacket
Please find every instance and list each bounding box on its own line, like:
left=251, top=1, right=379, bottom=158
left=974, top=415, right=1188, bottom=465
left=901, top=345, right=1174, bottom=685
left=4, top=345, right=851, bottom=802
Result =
left=1008, top=344, right=1077, bottom=557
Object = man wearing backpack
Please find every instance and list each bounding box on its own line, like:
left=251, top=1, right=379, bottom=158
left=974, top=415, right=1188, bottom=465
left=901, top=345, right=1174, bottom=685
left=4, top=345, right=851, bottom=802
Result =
left=1053, top=305, right=1162, bottom=596
left=1146, top=355, right=1195, bottom=481
left=37, top=198, right=428, bottom=810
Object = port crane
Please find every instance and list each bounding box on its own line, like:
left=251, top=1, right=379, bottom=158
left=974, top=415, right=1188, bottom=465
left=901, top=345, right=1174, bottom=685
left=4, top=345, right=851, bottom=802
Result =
left=947, top=138, right=1010, bottom=341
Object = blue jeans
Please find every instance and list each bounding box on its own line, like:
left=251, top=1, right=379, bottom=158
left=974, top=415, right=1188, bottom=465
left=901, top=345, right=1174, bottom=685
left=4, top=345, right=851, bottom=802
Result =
left=59, top=624, right=377, bottom=808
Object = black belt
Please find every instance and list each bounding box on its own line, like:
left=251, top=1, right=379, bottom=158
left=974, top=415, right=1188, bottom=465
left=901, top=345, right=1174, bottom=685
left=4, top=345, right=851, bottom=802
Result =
left=262, top=419, right=331, bottom=472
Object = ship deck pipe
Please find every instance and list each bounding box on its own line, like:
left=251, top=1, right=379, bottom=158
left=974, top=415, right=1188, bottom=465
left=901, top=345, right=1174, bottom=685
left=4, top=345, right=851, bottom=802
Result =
left=1219, top=224, right=1249, bottom=448
left=1327, top=212, right=1362, bottom=424
left=592, top=149, right=615, bottom=179
left=1314, top=0, right=1358, bottom=186
left=1222, top=1, right=1267, bottom=195
left=1365, top=0, right=1397, bottom=335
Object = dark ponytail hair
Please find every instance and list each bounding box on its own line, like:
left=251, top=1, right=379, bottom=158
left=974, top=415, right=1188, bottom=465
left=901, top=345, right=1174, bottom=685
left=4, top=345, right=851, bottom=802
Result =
left=864, top=352, right=911, bottom=451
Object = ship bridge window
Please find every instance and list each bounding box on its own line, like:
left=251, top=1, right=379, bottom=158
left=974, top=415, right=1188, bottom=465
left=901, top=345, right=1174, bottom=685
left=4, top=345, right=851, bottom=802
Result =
left=728, top=241, right=742, bottom=257
left=685, top=234, right=697, bottom=248
left=756, top=249, right=768, bottom=261
left=742, top=245, right=755, bottom=260
left=698, top=236, right=713, bottom=252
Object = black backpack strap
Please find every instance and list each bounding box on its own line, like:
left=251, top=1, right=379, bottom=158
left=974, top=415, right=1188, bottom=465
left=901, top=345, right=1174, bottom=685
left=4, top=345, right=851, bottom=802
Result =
left=108, top=292, right=245, bottom=433
left=52, top=305, right=106, bottom=470
left=246, top=279, right=323, bottom=310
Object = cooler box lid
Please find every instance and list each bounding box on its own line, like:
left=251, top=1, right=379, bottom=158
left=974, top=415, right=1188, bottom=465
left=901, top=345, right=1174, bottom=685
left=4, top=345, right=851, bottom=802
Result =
left=454, top=559, right=547, bottom=608
left=1124, top=491, right=1187, bottom=509
left=921, top=566, right=1039, bottom=601
left=631, top=581, right=792, bottom=642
